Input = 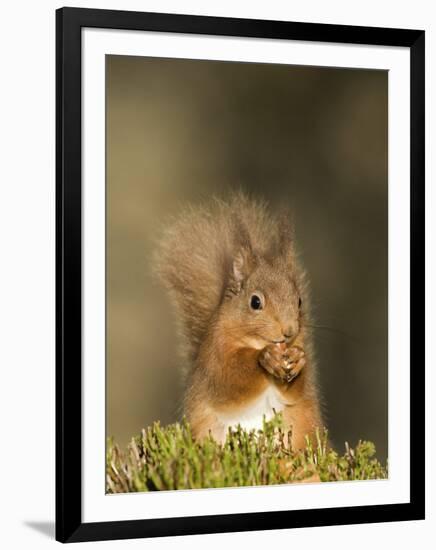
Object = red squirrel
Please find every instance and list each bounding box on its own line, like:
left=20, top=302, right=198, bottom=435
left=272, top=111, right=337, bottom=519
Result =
left=154, top=192, right=324, bottom=449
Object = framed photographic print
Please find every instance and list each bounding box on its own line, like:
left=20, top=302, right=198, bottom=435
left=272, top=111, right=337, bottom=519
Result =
left=56, top=7, right=425, bottom=543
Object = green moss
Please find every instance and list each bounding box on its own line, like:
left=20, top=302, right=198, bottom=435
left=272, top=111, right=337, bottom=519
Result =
left=106, top=413, right=387, bottom=493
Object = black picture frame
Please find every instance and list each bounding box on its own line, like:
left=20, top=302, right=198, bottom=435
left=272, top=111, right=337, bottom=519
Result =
left=56, top=6, right=425, bottom=543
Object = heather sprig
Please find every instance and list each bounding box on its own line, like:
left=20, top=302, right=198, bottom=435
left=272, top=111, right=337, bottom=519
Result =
left=106, top=413, right=387, bottom=493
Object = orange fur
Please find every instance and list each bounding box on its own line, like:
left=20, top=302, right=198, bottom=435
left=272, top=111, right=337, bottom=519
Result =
left=154, top=192, right=324, bottom=448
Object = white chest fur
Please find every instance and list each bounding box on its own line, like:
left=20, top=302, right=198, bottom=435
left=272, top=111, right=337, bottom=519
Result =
left=217, top=385, right=286, bottom=434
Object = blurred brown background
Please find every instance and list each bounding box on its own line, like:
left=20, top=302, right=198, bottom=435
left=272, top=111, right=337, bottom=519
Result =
left=106, top=55, right=388, bottom=461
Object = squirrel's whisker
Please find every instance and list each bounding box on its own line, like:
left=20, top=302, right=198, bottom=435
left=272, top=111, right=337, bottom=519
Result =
left=303, top=323, right=358, bottom=342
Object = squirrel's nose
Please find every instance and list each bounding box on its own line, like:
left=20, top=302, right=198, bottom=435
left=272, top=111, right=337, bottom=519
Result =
left=283, top=322, right=298, bottom=340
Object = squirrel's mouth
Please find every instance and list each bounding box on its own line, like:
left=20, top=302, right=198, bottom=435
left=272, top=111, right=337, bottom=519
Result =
left=246, top=333, right=286, bottom=349
left=250, top=336, right=285, bottom=348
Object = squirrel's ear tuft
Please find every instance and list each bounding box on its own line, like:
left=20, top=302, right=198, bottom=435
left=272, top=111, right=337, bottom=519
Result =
left=277, top=209, right=295, bottom=265
left=227, top=248, right=254, bottom=295
left=232, top=250, right=246, bottom=286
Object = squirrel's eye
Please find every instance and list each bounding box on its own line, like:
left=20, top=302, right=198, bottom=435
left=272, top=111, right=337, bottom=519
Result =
left=298, top=297, right=302, bottom=309
left=250, top=295, right=263, bottom=310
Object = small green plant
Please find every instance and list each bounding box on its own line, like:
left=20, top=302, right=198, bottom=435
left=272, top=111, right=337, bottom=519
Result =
left=106, top=413, right=387, bottom=493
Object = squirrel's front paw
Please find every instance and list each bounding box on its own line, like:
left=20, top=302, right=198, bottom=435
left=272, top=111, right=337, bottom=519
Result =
left=259, top=343, right=306, bottom=383
left=283, top=345, right=306, bottom=383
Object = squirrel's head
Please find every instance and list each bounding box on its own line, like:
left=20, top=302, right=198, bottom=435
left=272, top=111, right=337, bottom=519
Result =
left=221, top=220, right=305, bottom=350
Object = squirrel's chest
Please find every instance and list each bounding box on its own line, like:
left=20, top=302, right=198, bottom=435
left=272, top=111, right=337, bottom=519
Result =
left=216, top=385, right=286, bottom=434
